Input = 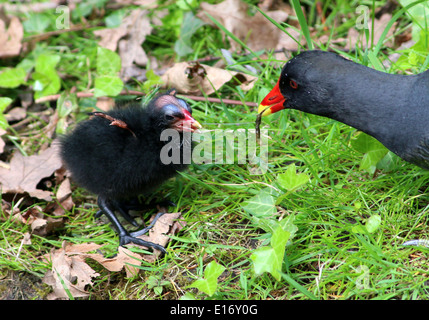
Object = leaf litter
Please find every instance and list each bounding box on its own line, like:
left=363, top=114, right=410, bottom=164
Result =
left=42, top=212, right=186, bottom=299
left=0, top=142, right=63, bottom=201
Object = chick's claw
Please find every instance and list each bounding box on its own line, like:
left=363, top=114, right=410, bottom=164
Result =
left=119, top=234, right=166, bottom=253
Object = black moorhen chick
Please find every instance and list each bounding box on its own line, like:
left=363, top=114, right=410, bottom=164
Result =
left=259, top=50, right=429, bottom=245
left=60, top=90, right=201, bottom=253
left=259, top=50, right=429, bottom=169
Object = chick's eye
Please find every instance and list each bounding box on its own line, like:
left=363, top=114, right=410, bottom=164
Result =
left=289, top=80, right=298, bottom=89
left=165, top=114, right=175, bottom=121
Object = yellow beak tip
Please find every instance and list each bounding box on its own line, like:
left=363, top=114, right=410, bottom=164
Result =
left=258, top=104, right=272, bottom=116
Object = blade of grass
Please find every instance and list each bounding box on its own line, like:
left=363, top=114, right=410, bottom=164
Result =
left=290, top=0, right=314, bottom=50
left=373, top=0, right=428, bottom=55
left=281, top=272, right=318, bottom=300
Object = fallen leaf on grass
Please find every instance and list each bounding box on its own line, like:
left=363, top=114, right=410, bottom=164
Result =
left=2, top=177, right=70, bottom=238
left=79, top=246, right=142, bottom=278
left=94, top=9, right=154, bottom=81
left=161, top=62, right=256, bottom=95
left=118, top=9, right=153, bottom=67
left=31, top=216, right=64, bottom=237
left=11, top=204, right=65, bottom=237
left=136, top=212, right=186, bottom=262
left=43, top=242, right=101, bottom=300
left=198, top=0, right=288, bottom=52
left=44, top=177, right=75, bottom=217
left=112, top=0, right=158, bottom=7
left=345, top=13, right=397, bottom=50
left=42, top=213, right=186, bottom=298
left=94, top=26, right=127, bottom=52
left=0, top=15, right=23, bottom=58
left=0, top=128, right=6, bottom=154
left=0, top=141, right=63, bottom=201
left=0, top=1, right=61, bottom=13
left=4, top=107, right=26, bottom=123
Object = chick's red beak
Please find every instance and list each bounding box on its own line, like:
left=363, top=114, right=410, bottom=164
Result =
left=258, top=78, right=286, bottom=116
left=175, top=109, right=202, bottom=132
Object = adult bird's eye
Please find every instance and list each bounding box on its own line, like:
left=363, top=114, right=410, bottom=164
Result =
left=290, top=80, right=298, bottom=89
left=165, top=114, right=175, bottom=121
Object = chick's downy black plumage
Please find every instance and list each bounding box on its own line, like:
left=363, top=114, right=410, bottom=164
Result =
left=60, top=90, right=201, bottom=252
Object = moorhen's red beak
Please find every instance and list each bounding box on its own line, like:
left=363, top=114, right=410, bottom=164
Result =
left=175, top=109, right=202, bottom=132
left=258, top=78, right=286, bottom=116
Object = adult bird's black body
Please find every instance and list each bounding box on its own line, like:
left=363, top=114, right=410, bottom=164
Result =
left=60, top=90, right=201, bottom=252
left=259, top=50, right=429, bottom=169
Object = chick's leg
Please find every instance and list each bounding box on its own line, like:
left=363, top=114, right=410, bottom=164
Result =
left=97, top=196, right=166, bottom=253
left=95, top=198, right=175, bottom=228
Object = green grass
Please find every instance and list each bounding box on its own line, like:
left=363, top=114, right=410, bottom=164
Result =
left=1, top=0, right=429, bottom=300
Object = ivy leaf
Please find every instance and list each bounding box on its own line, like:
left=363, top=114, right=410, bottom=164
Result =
left=277, top=163, right=309, bottom=192
left=365, top=214, right=381, bottom=233
left=189, top=261, right=225, bottom=296
left=241, top=189, right=277, bottom=218
left=22, top=12, right=51, bottom=33
left=0, top=97, right=12, bottom=129
left=250, top=226, right=290, bottom=281
left=141, top=69, right=163, bottom=93
left=32, top=54, right=61, bottom=99
left=0, top=67, right=26, bottom=88
left=350, top=133, right=388, bottom=174
left=352, top=214, right=382, bottom=234
left=94, top=75, right=123, bottom=97
left=145, top=275, right=170, bottom=296
left=96, top=47, right=122, bottom=75
left=94, top=47, right=123, bottom=97
left=279, top=214, right=298, bottom=240
left=56, top=92, right=79, bottom=134
left=174, top=12, right=205, bottom=57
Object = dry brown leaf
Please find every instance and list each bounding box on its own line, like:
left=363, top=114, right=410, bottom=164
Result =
left=42, top=212, right=186, bottom=297
left=56, top=177, right=72, bottom=202
left=30, top=216, right=65, bottom=236
left=16, top=205, right=64, bottom=236
left=64, top=242, right=141, bottom=278
left=4, top=107, right=26, bottom=123
left=0, top=15, right=23, bottom=58
left=93, top=27, right=128, bottom=52
left=0, top=128, right=6, bottom=154
left=0, top=141, right=63, bottom=201
left=136, top=212, right=186, bottom=262
left=95, top=97, right=115, bottom=112
left=114, top=0, right=158, bottom=6
left=198, top=0, right=288, bottom=52
left=276, top=27, right=306, bottom=52
left=94, top=9, right=153, bottom=81
left=43, top=242, right=100, bottom=300
left=161, top=62, right=256, bottom=95
left=64, top=242, right=102, bottom=254
left=51, top=177, right=74, bottom=216
left=345, top=13, right=397, bottom=50
left=81, top=246, right=141, bottom=278
left=118, top=9, right=153, bottom=66
left=0, top=1, right=60, bottom=13
left=22, top=232, right=32, bottom=245
left=1, top=198, right=20, bottom=220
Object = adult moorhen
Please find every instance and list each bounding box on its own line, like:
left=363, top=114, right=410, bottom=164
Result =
left=259, top=50, right=429, bottom=169
left=60, top=90, right=202, bottom=253
left=258, top=50, right=429, bottom=245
